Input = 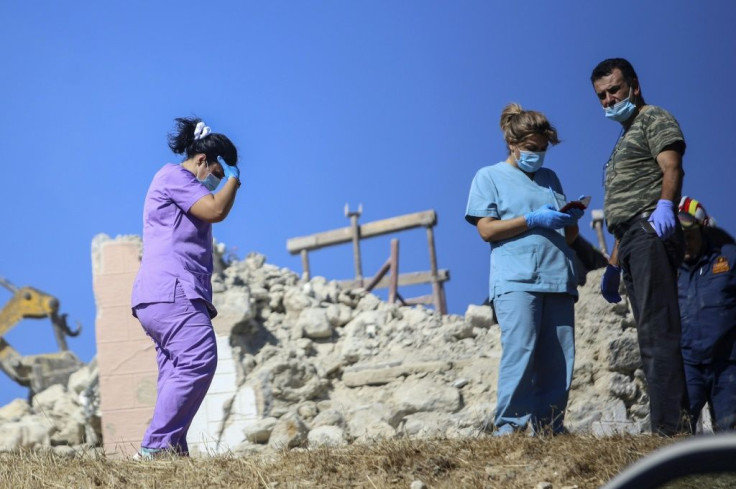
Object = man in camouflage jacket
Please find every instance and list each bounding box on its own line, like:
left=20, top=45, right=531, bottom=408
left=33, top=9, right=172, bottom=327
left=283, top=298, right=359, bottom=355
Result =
left=591, top=57, right=690, bottom=435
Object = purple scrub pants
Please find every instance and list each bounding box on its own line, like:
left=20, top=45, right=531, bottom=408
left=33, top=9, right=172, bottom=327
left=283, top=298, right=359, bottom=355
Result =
left=133, top=282, right=217, bottom=453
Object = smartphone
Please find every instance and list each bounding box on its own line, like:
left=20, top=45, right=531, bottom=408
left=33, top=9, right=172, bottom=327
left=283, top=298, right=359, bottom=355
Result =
left=560, top=195, right=591, bottom=212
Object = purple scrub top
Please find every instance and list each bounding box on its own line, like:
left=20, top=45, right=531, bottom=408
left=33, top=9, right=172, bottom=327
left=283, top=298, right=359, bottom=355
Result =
left=131, top=163, right=218, bottom=318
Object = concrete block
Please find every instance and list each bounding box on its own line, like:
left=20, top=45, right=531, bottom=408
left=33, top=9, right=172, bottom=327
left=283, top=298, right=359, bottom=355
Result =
left=99, top=242, right=141, bottom=275
left=101, top=407, right=154, bottom=458
left=92, top=273, right=137, bottom=309
left=97, top=340, right=156, bottom=377
left=95, top=305, right=143, bottom=344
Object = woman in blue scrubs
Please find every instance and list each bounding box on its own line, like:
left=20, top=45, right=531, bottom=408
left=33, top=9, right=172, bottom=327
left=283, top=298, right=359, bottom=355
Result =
left=465, top=103, right=583, bottom=435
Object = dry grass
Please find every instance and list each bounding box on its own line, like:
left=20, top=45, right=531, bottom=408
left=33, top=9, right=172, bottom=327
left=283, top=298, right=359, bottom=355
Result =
left=0, top=434, right=710, bottom=489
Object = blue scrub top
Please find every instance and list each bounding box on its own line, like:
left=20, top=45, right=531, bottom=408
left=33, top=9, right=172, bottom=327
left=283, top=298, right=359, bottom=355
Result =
left=465, top=161, right=578, bottom=301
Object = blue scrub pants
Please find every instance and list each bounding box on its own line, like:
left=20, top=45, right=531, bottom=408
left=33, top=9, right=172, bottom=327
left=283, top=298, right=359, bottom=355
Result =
left=492, top=291, right=575, bottom=434
left=133, top=282, right=218, bottom=454
left=684, top=361, right=736, bottom=431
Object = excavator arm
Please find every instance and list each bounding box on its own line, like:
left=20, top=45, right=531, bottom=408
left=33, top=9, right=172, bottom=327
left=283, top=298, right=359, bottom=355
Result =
left=0, top=276, right=83, bottom=394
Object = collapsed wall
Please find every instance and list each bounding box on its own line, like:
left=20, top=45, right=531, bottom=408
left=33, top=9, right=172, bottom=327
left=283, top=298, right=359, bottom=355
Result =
left=0, top=234, right=657, bottom=455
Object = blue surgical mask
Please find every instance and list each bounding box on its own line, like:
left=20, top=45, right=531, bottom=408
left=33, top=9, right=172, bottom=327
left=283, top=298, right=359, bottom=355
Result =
left=604, top=87, right=637, bottom=122
left=197, top=161, right=221, bottom=191
left=516, top=151, right=546, bottom=173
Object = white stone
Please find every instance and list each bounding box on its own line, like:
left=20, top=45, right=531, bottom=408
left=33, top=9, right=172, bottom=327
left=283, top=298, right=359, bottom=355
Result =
left=608, top=333, right=642, bottom=374
left=283, top=288, right=316, bottom=314
left=0, top=415, right=52, bottom=451
left=326, top=303, right=353, bottom=328
left=591, top=400, right=638, bottom=436
left=268, top=413, right=308, bottom=449
left=391, top=379, right=461, bottom=418
left=32, top=384, right=68, bottom=412
left=401, top=412, right=451, bottom=439
left=307, top=426, right=346, bottom=447
left=340, top=311, right=390, bottom=363
left=244, top=417, right=278, bottom=444
left=464, top=304, right=495, bottom=329
left=297, top=308, right=333, bottom=339
left=0, top=399, right=31, bottom=422
left=347, top=404, right=396, bottom=442
left=67, top=358, right=97, bottom=395
left=297, top=401, right=318, bottom=421
left=312, top=409, right=345, bottom=428
left=212, top=286, right=254, bottom=335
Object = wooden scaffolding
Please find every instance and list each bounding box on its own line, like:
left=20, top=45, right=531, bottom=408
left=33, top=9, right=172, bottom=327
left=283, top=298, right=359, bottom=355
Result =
left=286, top=207, right=448, bottom=314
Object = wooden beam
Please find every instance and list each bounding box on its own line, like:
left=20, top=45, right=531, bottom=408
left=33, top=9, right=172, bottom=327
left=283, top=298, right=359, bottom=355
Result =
left=402, top=294, right=435, bottom=305
left=286, top=210, right=437, bottom=254
left=364, top=260, right=391, bottom=292
left=336, top=269, right=449, bottom=290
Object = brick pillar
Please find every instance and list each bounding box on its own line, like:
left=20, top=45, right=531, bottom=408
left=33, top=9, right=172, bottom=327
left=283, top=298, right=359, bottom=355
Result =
left=91, top=235, right=155, bottom=458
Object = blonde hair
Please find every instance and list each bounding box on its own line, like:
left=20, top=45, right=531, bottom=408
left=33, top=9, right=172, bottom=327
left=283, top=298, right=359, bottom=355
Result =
left=499, top=103, right=560, bottom=151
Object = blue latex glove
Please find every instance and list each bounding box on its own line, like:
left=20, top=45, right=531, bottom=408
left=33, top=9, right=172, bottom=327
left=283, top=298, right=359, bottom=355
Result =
left=648, top=199, right=675, bottom=239
left=525, top=204, right=576, bottom=230
left=600, top=264, right=622, bottom=303
left=222, top=161, right=240, bottom=181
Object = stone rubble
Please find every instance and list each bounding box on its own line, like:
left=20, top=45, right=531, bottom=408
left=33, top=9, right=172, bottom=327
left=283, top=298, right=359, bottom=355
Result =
left=0, top=248, right=658, bottom=454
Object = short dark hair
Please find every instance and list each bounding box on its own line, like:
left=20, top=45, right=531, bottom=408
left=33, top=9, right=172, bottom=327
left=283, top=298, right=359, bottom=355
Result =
left=590, top=58, right=639, bottom=87
left=167, top=116, right=238, bottom=166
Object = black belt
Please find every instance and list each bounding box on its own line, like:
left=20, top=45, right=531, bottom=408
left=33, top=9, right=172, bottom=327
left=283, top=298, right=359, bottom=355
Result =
left=609, top=211, right=652, bottom=241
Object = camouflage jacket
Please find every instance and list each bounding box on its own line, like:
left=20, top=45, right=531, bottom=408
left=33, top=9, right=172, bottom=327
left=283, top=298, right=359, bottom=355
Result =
left=604, top=105, right=685, bottom=232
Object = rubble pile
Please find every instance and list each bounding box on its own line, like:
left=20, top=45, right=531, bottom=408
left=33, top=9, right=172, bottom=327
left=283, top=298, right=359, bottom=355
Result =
left=211, top=251, right=651, bottom=454
left=0, top=249, right=651, bottom=455
left=0, top=360, right=100, bottom=455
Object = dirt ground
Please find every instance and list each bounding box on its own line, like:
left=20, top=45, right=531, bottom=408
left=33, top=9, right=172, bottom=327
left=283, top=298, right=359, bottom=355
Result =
left=4, top=433, right=731, bottom=489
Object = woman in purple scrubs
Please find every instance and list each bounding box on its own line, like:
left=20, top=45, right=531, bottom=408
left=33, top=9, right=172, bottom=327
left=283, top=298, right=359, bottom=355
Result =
left=131, top=117, right=241, bottom=458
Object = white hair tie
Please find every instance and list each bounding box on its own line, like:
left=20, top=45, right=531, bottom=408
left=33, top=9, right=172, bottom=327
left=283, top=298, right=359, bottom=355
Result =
left=193, top=121, right=212, bottom=140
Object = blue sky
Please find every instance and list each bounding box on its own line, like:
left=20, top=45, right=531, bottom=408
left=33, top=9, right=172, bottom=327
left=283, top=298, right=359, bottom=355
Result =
left=1, top=1, right=734, bottom=405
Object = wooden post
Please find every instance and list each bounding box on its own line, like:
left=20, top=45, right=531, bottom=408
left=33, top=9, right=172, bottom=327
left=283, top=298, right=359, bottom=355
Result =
left=300, top=249, right=311, bottom=281
left=345, top=204, right=363, bottom=286
left=426, top=226, right=447, bottom=315
left=590, top=209, right=609, bottom=258
left=389, top=239, right=399, bottom=304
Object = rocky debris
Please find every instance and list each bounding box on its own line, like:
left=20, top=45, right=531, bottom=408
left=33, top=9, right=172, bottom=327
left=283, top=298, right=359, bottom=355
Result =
left=209, top=250, right=655, bottom=452
left=307, top=425, right=346, bottom=447
left=0, top=399, right=31, bottom=422
left=268, top=412, right=309, bottom=449
left=244, top=417, right=278, bottom=444
left=0, top=244, right=662, bottom=454
left=0, top=358, right=101, bottom=454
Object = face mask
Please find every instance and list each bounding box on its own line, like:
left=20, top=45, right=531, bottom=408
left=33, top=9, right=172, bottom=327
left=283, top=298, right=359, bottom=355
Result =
left=516, top=150, right=546, bottom=173
left=604, top=87, right=637, bottom=122
left=197, top=161, right=221, bottom=191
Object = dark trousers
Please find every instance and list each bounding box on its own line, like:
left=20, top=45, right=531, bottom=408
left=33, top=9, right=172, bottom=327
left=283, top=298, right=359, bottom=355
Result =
left=618, top=220, right=690, bottom=435
left=684, top=361, right=736, bottom=431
